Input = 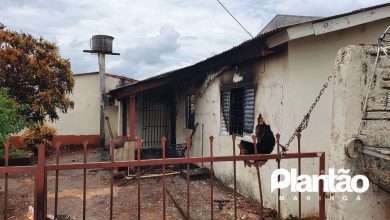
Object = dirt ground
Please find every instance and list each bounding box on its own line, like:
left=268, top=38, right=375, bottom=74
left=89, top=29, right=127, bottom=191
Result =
left=0, top=147, right=277, bottom=220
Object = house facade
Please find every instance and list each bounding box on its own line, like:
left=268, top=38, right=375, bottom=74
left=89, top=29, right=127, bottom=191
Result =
left=50, top=72, right=136, bottom=146
left=110, top=4, right=390, bottom=219
left=9, top=72, right=136, bottom=147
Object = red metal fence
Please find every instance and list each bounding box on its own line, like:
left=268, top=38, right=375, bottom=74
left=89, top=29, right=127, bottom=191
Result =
left=0, top=133, right=325, bottom=220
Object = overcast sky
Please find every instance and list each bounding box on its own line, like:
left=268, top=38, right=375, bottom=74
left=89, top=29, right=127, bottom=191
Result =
left=0, top=0, right=388, bottom=80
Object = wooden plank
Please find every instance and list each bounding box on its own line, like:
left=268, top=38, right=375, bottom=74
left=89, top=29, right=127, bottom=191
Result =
left=140, top=171, right=179, bottom=179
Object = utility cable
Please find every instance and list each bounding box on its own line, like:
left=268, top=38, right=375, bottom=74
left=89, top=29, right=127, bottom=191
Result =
left=216, top=0, right=254, bottom=38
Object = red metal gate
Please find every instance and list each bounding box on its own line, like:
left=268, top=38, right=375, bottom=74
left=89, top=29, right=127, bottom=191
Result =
left=0, top=133, right=325, bottom=220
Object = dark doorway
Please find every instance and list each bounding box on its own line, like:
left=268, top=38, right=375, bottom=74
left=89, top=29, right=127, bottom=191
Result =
left=142, top=89, right=176, bottom=148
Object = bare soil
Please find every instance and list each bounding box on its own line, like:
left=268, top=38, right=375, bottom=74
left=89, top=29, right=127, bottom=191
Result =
left=0, top=148, right=276, bottom=220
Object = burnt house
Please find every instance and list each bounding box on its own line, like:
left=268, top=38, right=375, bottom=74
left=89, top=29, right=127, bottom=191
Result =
left=110, top=4, right=390, bottom=219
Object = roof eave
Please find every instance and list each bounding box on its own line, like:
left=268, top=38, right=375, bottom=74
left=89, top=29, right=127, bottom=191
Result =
left=110, top=35, right=270, bottom=98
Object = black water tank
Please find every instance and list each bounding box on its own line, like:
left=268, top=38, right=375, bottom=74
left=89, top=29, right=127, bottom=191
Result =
left=91, top=35, right=114, bottom=53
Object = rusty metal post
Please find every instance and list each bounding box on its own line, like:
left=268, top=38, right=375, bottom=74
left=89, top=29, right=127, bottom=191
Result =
left=297, top=133, right=302, bottom=220
left=161, top=137, right=167, bottom=220
left=186, top=136, right=191, bottom=220
left=137, top=137, right=143, bottom=220
left=319, top=152, right=325, bottom=220
left=252, top=135, right=263, bottom=218
left=3, top=141, right=9, bottom=219
left=209, top=136, right=214, bottom=220
left=201, top=124, right=204, bottom=167
left=129, top=95, right=136, bottom=140
left=54, top=142, right=61, bottom=218
left=276, top=134, right=281, bottom=220
left=35, top=144, right=46, bottom=220
left=109, top=140, right=115, bottom=219
left=232, top=135, right=237, bottom=220
left=82, top=140, right=88, bottom=220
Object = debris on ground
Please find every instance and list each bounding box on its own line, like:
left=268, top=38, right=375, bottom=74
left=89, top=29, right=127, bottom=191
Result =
left=180, top=167, right=211, bottom=180
left=0, top=147, right=278, bottom=219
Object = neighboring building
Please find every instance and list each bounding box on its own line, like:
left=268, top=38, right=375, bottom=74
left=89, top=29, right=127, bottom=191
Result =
left=110, top=3, right=390, bottom=219
left=50, top=72, right=136, bottom=146
left=9, top=72, right=136, bottom=147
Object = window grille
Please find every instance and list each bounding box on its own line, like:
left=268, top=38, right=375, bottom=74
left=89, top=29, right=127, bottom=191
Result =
left=185, top=94, right=195, bottom=129
left=221, top=86, right=255, bottom=135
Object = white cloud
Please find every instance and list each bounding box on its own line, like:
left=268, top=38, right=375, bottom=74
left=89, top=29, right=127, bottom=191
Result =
left=0, top=0, right=388, bottom=80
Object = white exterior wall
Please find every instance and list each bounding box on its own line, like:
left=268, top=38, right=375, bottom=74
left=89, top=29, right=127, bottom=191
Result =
left=175, top=18, right=390, bottom=219
left=283, top=18, right=390, bottom=217
left=50, top=73, right=122, bottom=139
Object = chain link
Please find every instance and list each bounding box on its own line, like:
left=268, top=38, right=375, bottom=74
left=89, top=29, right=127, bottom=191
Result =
left=277, top=51, right=346, bottom=161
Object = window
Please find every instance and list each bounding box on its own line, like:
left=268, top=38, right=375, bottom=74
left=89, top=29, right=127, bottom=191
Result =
left=230, top=87, right=244, bottom=135
left=221, top=86, right=255, bottom=135
left=185, top=94, right=195, bottom=129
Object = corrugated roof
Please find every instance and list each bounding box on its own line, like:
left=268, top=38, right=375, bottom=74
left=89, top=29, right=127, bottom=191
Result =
left=110, top=3, right=390, bottom=97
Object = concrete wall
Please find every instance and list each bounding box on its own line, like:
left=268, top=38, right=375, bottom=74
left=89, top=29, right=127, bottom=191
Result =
left=281, top=18, right=390, bottom=217
left=330, top=45, right=390, bottom=220
left=175, top=51, right=289, bottom=215
left=48, top=73, right=123, bottom=144
left=175, top=18, right=390, bottom=219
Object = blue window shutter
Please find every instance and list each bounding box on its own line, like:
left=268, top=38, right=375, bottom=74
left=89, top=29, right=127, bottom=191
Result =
left=243, top=87, right=255, bottom=134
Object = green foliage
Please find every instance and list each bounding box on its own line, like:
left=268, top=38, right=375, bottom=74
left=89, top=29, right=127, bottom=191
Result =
left=0, top=148, right=27, bottom=159
left=20, top=123, right=57, bottom=153
left=0, top=88, right=29, bottom=144
left=0, top=26, right=75, bottom=123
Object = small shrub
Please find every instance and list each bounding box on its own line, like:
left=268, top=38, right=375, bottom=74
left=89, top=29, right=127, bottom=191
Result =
left=0, top=148, right=26, bottom=158
left=20, top=123, right=57, bottom=154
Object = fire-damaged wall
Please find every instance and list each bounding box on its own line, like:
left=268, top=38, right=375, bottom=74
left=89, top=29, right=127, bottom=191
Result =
left=173, top=19, right=390, bottom=219
left=330, top=45, right=390, bottom=220
left=175, top=49, right=290, bottom=213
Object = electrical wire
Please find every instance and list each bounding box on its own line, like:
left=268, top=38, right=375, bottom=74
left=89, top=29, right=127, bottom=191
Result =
left=216, top=0, right=254, bottom=39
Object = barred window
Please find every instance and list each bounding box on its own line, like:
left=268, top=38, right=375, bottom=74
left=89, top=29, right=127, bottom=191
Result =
left=185, top=94, right=195, bottom=129
left=221, top=86, right=255, bottom=135
left=230, top=87, right=244, bottom=135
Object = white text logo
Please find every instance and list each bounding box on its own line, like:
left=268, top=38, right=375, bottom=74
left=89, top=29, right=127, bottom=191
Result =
left=270, top=168, right=369, bottom=193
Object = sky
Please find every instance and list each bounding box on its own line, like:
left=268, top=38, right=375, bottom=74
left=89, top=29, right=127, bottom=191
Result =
left=0, top=0, right=388, bottom=80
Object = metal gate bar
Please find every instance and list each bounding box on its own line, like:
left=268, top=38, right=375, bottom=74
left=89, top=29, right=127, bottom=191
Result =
left=142, top=93, right=170, bottom=148
left=232, top=136, right=237, bottom=220
left=0, top=134, right=325, bottom=220
left=161, top=137, right=167, bottom=220
left=43, top=153, right=323, bottom=170
left=186, top=136, right=191, bottom=219
left=209, top=136, right=214, bottom=220
left=3, top=141, right=9, bottom=220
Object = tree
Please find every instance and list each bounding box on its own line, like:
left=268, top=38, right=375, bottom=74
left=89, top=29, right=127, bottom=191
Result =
left=0, top=25, right=75, bottom=123
left=0, top=88, right=29, bottom=144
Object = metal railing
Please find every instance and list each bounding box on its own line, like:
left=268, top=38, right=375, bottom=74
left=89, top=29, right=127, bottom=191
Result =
left=0, top=133, right=325, bottom=220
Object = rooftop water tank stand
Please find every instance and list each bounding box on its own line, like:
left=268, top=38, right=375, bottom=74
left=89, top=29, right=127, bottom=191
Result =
left=83, top=35, right=120, bottom=148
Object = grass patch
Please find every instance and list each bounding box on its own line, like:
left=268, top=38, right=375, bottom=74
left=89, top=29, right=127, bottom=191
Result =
left=0, top=148, right=28, bottom=158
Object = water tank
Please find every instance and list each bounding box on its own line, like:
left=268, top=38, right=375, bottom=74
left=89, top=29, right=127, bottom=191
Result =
left=91, top=35, right=114, bottom=53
